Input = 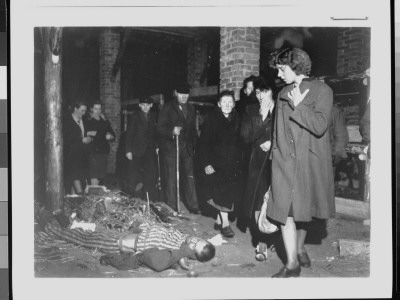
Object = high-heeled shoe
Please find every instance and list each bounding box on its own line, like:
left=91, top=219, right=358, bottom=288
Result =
left=271, top=265, right=301, bottom=278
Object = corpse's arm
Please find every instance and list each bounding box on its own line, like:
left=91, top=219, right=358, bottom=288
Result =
left=331, top=107, right=349, bottom=158
left=137, top=246, right=195, bottom=272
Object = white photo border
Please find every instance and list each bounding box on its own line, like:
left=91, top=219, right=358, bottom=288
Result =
left=11, top=0, right=392, bottom=299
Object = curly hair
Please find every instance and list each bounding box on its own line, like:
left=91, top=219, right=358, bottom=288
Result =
left=269, top=47, right=312, bottom=76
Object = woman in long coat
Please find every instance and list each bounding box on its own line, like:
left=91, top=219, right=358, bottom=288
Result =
left=198, top=90, right=242, bottom=238
left=267, top=47, right=334, bottom=277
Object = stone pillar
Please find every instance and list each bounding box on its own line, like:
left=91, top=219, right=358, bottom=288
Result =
left=187, top=39, right=208, bottom=88
left=337, top=28, right=370, bottom=75
left=99, top=28, right=121, bottom=173
left=220, top=27, right=260, bottom=100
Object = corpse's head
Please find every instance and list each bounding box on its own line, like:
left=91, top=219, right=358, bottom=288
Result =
left=186, top=236, right=216, bottom=262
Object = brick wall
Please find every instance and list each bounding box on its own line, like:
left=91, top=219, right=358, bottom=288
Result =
left=99, top=28, right=121, bottom=173
left=187, top=39, right=208, bottom=88
left=337, top=28, right=370, bottom=75
left=220, top=27, right=260, bottom=100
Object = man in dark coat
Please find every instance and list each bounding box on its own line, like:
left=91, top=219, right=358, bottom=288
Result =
left=329, top=104, right=349, bottom=176
left=125, top=97, right=158, bottom=201
left=156, top=84, right=200, bottom=214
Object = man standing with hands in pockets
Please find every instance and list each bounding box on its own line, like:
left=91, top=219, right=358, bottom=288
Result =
left=157, top=83, right=201, bottom=214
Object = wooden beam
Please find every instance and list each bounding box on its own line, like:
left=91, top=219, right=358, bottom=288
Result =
left=121, top=94, right=164, bottom=106
left=190, top=86, right=218, bottom=97
left=335, top=197, right=370, bottom=219
left=43, top=27, right=64, bottom=212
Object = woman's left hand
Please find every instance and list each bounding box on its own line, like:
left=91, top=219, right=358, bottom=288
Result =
left=260, top=141, right=271, bottom=152
left=288, top=85, right=309, bottom=107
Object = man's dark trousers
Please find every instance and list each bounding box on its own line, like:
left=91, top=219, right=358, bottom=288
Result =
left=163, top=147, right=199, bottom=212
left=128, top=151, right=157, bottom=202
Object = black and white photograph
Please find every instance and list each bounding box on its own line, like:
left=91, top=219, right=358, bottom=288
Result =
left=11, top=1, right=393, bottom=299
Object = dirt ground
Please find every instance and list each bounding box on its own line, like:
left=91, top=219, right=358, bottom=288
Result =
left=34, top=202, right=370, bottom=279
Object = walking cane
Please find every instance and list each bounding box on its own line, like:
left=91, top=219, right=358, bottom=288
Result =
left=156, top=150, right=162, bottom=201
left=176, top=134, right=180, bottom=213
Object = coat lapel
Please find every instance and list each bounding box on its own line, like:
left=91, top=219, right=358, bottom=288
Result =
left=172, top=101, right=187, bottom=121
left=139, top=111, right=150, bottom=129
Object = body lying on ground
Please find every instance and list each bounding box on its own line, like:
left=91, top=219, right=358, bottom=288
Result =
left=38, top=209, right=215, bottom=272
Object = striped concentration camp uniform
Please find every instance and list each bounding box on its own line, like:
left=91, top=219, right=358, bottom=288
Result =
left=45, top=223, right=121, bottom=254
left=44, top=222, right=188, bottom=254
left=135, top=223, right=188, bottom=252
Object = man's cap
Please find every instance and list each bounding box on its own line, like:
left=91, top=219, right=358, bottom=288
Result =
left=175, top=83, right=191, bottom=94
left=139, top=97, right=154, bottom=104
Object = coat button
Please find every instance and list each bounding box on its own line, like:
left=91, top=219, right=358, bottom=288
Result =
left=290, top=153, right=295, bottom=158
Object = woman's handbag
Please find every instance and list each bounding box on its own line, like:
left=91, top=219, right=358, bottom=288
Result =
left=257, top=187, right=279, bottom=234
